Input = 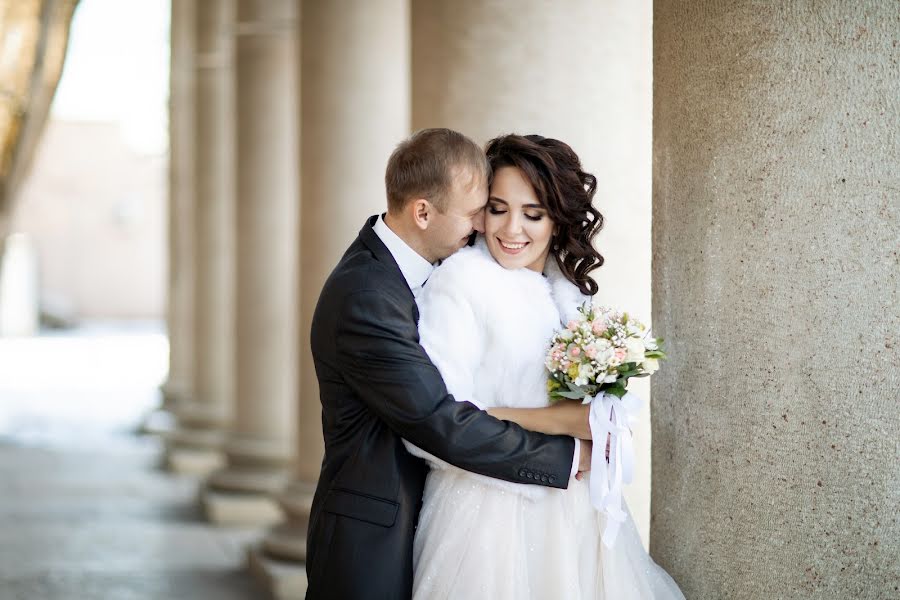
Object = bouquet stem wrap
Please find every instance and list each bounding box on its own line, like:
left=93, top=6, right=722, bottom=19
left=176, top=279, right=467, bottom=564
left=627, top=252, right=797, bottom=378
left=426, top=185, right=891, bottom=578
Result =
left=587, top=391, right=643, bottom=548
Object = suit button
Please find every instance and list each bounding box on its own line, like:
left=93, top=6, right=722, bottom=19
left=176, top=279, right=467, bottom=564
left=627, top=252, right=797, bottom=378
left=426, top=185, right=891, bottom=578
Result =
left=549, top=475, right=557, bottom=484
left=541, top=475, right=549, bottom=483
left=518, top=469, right=527, bottom=477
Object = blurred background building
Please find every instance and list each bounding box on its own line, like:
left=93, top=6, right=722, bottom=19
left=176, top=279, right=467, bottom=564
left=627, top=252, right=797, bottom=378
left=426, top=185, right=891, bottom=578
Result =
left=0, top=1, right=896, bottom=599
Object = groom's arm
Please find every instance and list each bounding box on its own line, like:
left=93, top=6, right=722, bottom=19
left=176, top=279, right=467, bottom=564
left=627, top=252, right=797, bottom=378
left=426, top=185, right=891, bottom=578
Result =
left=335, top=288, right=575, bottom=489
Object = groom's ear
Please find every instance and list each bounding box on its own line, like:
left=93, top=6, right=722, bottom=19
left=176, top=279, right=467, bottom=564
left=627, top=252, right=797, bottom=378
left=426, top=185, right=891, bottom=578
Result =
left=411, top=198, right=431, bottom=230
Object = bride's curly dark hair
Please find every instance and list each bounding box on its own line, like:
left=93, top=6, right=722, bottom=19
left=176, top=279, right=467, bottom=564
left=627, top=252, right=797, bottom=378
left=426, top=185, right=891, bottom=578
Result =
left=484, top=134, right=604, bottom=295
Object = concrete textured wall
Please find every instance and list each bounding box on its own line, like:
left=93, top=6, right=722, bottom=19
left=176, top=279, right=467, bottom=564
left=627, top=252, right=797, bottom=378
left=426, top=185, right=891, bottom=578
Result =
left=651, top=2, right=899, bottom=598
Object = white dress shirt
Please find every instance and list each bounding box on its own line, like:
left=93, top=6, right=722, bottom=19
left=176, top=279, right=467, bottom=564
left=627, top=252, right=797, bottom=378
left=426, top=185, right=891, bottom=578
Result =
left=372, top=214, right=580, bottom=479
left=373, top=214, right=434, bottom=298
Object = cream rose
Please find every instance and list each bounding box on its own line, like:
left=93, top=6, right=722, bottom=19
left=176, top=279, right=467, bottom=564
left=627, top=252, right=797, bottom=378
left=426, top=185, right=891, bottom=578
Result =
left=624, top=337, right=646, bottom=363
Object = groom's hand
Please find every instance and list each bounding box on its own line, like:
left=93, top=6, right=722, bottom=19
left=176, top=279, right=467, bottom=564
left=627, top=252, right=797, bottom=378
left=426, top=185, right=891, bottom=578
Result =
left=575, top=439, right=592, bottom=480
left=574, top=435, right=613, bottom=480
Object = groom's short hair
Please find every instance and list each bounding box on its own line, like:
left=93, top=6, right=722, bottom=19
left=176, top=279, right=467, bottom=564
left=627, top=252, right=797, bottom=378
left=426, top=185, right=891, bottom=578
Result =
left=385, top=128, right=490, bottom=214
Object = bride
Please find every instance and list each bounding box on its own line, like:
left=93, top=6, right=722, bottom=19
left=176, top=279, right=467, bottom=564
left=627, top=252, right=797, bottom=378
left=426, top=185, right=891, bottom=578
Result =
left=405, top=134, right=685, bottom=598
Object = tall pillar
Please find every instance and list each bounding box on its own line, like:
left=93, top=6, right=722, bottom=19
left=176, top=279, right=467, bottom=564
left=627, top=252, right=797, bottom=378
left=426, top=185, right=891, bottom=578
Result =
left=652, top=3, right=899, bottom=598
left=249, top=1, right=410, bottom=597
left=166, top=0, right=236, bottom=475
left=160, top=0, right=195, bottom=414
left=202, top=0, right=299, bottom=526
left=412, top=0, right=654, bottom=541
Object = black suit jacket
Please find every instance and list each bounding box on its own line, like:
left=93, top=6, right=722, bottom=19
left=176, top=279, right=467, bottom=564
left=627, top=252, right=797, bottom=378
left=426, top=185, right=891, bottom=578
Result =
left=305, top=216, right=575, bottom=599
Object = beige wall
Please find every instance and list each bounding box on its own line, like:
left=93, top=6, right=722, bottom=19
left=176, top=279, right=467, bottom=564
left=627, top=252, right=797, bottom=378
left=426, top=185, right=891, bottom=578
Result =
left=11, top=119, right=165, bottom=320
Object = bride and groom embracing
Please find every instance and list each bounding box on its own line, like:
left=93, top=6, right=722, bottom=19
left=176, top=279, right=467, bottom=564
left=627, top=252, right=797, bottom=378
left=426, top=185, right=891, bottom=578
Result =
left=304, top=128, right=685, bottom=599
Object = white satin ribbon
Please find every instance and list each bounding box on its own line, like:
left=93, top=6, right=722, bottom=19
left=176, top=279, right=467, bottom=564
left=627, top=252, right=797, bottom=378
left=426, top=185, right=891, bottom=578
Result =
left=586, top=390, right=643, bottom=548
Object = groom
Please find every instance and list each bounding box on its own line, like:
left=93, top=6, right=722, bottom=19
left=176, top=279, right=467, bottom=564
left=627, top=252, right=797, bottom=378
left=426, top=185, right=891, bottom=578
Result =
left=305, top=128, right=590, bottom=599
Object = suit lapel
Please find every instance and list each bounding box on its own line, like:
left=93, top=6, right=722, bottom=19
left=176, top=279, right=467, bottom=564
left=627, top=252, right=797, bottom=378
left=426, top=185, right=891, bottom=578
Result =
left=358, top=215, right=417, bottom=308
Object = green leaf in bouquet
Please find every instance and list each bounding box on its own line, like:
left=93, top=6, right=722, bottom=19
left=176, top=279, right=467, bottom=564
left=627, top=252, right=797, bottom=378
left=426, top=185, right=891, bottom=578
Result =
left=553, top=390, right=589, bottom=400
left=616, top=363, right=642, bottom=378
left=601, top=381, right=627, bottom=398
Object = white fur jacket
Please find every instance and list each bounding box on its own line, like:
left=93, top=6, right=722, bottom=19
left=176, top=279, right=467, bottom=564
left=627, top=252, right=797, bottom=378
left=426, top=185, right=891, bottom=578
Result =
left=403, top=237, right=590, bottom=498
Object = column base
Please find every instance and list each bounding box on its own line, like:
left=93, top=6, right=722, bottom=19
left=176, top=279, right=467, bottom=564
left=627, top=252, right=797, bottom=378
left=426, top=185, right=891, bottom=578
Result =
left=247, top=543, right=307, bottom=600
left=139, top=407, right=178, bottom=437
left=170, top=400, right=230, bottom=431
left=202, top=488, right=282, bottom=526
left=164, top=446, right=226, bottom=476
left=159, top=379, right=190, bottom=411
left=261, top=520, right=308, bottom=562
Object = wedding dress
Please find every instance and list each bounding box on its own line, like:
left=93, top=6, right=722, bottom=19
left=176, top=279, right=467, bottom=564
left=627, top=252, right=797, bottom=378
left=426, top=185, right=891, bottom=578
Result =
left=404, top=237, right=685, bottom=599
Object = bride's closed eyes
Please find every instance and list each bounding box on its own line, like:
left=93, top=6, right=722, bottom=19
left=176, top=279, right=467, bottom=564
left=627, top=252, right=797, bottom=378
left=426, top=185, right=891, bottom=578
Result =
left=487, top=201, right=546, bottom=221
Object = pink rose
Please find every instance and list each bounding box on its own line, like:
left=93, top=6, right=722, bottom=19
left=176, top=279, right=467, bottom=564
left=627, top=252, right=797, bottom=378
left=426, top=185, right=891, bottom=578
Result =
left=591, top=320, right=606, bottom=335
left=615, top=348, right=627, bottom=361
left=570, top=346, right=581, bottom=357
left=567, top=320, right=580, bottom=332
left=585, top=346, right=598, bottom=359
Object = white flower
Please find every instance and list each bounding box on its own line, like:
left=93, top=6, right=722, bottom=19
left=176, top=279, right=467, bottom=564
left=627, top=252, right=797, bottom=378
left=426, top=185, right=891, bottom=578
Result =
left=558, top=329, right=575, bottom=342
left=594, top=338, right=612, bottom=352
left=603, top=373, right=618, bottom=383
left=643, top=358, right=659, bottom=374
left=578, top=363, right=595, bottom=381
left=595, top=347, right=615, bottom=367
left=624, top=337, right=646, bottom=363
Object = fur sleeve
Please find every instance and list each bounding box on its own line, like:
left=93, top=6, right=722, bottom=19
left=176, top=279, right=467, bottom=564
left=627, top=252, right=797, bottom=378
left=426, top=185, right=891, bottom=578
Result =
left=403, top=247, right=550, bottom=500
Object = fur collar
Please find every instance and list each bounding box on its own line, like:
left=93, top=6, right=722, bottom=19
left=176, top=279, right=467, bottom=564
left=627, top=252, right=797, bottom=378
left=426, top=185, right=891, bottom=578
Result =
left=460, top=236, right=591, bottom=323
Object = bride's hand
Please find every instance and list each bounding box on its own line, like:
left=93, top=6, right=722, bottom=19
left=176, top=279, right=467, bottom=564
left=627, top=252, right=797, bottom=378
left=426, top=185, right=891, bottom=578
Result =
left=549, top=400, right=592, bottom=440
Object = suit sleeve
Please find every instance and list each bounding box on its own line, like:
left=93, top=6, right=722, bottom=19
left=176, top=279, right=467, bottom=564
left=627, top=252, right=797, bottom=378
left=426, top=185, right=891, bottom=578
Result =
left=335, top=288, right=573, bottom=489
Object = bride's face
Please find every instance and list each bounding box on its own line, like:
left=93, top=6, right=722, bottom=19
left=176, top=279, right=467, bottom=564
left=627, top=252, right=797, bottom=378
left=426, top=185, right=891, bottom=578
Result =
left=485, top=166, right=555, bottom=273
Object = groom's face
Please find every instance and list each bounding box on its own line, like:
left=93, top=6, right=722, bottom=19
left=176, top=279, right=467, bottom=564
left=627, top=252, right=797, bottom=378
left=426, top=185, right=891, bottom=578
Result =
left=426, top=166, right=488, bottom=261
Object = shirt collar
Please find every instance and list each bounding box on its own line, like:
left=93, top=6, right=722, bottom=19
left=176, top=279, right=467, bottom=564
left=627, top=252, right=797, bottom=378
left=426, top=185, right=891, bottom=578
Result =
left=372, top=214, right=434, bottom=291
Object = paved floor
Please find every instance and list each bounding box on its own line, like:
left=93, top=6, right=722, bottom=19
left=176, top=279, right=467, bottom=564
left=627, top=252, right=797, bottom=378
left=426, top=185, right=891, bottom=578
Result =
left=0, top=322, right=267, bottom=600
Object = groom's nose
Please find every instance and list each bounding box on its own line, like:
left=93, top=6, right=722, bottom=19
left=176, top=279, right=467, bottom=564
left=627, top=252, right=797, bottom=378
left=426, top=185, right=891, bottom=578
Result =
left=472, top=210, right=485, bottom=233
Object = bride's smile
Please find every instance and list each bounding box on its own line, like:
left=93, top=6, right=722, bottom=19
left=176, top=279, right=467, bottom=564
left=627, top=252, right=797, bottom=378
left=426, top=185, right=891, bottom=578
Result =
left=497, top=239, right=529, bottom=252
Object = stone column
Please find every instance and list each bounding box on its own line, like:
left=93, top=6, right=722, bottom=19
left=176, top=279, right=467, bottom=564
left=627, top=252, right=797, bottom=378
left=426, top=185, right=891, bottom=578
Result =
left=249, top=1, right=410, bottom=597
left=165, top=0, right=236, bottom=475
left=412, top=0, right=654, bottom=542
left=159, top=0, right=195, bottom=415
left=652, top=2, right=899, bottom=598
left=201, top=0, right=299, bottom=527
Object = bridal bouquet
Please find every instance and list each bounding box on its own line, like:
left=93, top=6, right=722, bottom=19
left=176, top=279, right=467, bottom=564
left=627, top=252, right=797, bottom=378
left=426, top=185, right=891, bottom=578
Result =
left=544, top=302, right=666, bottom=547
left=545, top=303, right=666, bottom=402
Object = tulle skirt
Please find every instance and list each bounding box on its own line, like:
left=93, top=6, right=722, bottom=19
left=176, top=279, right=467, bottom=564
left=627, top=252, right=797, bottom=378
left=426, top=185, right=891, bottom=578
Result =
left=412, top=469, right=686, bottom=599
